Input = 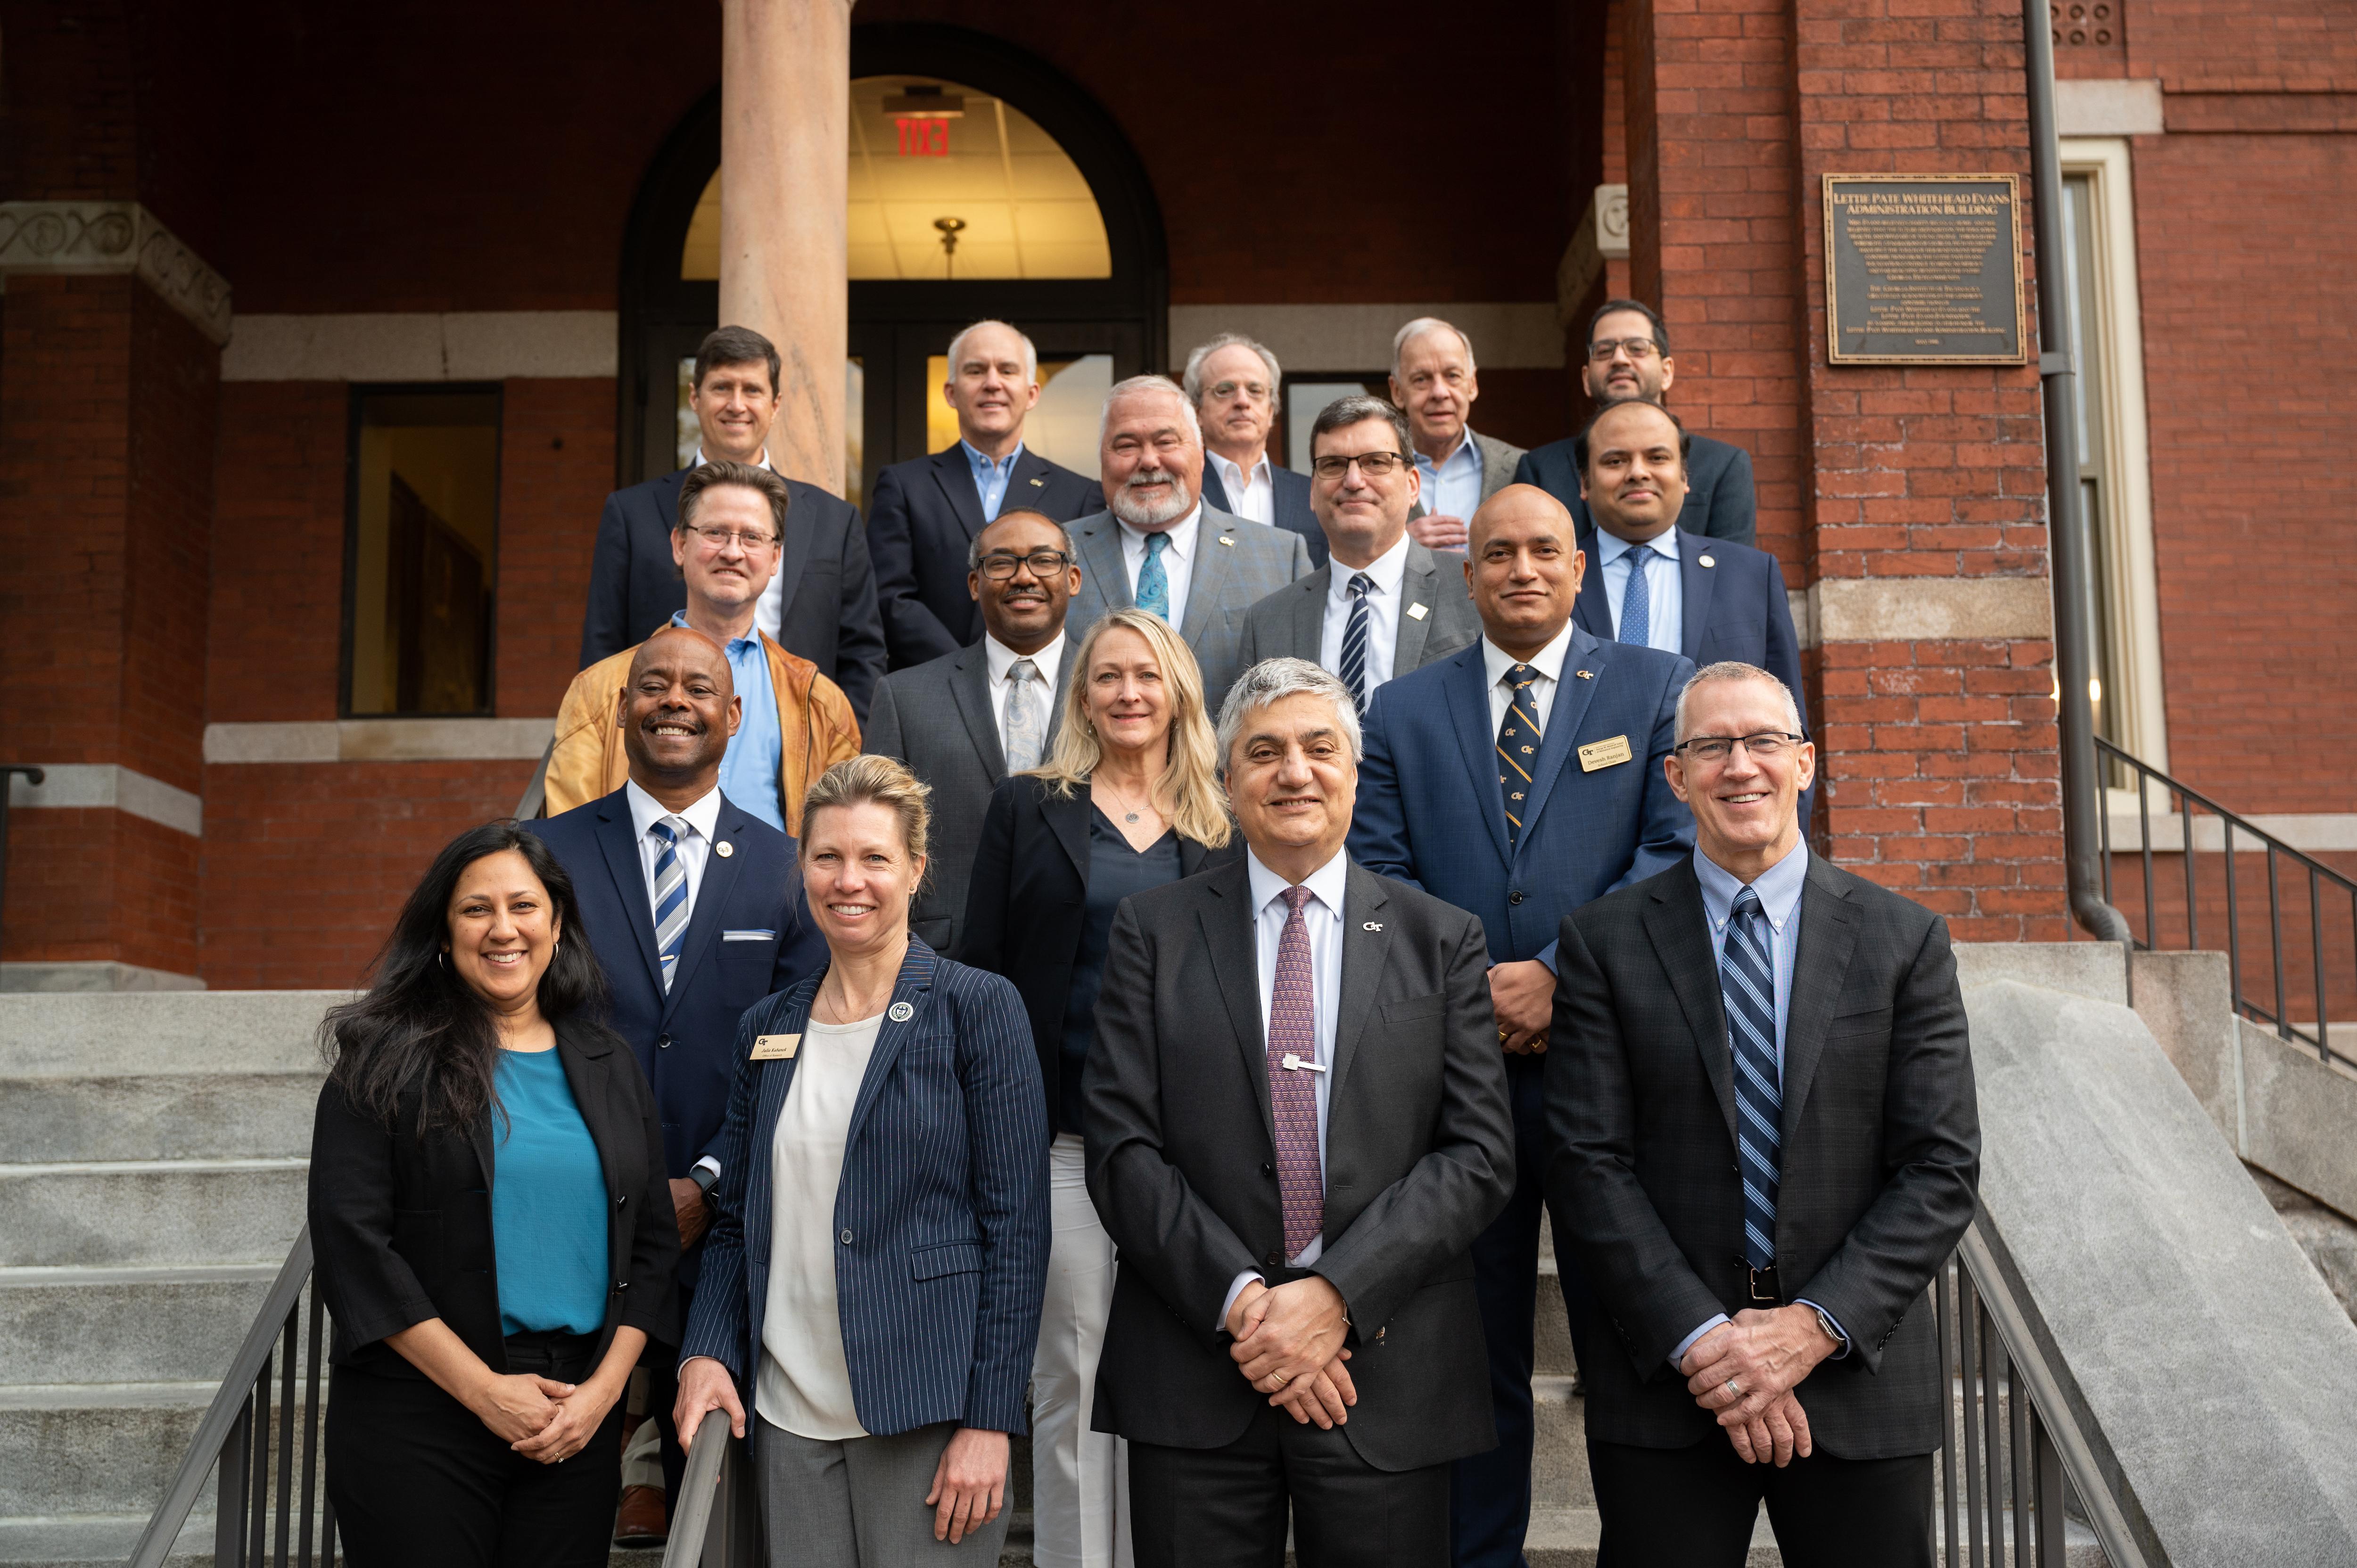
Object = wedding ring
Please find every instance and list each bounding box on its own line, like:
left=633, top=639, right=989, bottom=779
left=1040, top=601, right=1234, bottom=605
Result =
left=1724, top=1379, right=1740, bottom=1398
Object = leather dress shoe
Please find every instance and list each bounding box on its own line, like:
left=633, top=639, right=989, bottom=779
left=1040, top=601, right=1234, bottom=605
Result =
left=614, top=1484, right=668, bottom=1549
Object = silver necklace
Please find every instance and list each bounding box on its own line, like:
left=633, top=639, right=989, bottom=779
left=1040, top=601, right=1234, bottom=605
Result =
left=1097, top=775, right=1154, bottom=826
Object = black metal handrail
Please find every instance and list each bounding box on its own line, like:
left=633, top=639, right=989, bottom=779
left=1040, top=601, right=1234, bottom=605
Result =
left=2096, top=736, right=2355, bottom=1072
left=131, top=1226, right=337, bottom=1568
left=662, top=1415, right=759, bottom=1568
left=513, top=736, right=555, bottom=821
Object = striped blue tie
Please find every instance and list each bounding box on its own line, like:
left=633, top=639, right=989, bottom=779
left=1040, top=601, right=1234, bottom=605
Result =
left=1337, top=572, right=1373, bottom=711
left=650, top=816, right=690, bottom=993
left=1135, top=531, right=1171, bottom=620
left=1619, top=546, right=1653, bottom=647
left=1722, top=887, right=1780, bottom=1270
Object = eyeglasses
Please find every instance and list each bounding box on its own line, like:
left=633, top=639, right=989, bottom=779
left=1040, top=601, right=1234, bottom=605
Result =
left=682, top=523, right=779, bottom=551
left=1673, top=731, right=1805, bottom=763
left=1588, top=337, right=1663, bottom=364
left=977, top=549, right=1073, bottom=580
left=1207, top=379, right=1273, bottom=404
left=1310, top=452, right=1408, bottom=480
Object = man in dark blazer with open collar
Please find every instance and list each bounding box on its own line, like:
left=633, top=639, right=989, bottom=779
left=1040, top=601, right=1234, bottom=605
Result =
left=863, top=508, right=1080, bottom=956
left=1065, top=375, right=1311, bottom=712
left=1513, top=299, right=1758, bottom=549
left=1547, top=660, right=1978, bottom=1565
left=1347, top=484, right=1694, bottom=1568
left=1238, top=395, right=1479, bottom=706
left=1187, top=330, right=1328, bottom=567
left=865, top=320, right=1099, bottom=671
left=524, top=624, right=825, bottom=1508
left=578, top=325, right=888, bottom=722
left=1084, top=657, right=1516, bottom=1568
left=1568, top=399, right=1811, bottom=831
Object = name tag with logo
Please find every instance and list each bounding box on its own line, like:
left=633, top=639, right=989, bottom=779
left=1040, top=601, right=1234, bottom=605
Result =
left=1578, top=734, right=1634, bottom=772
left=750, top=1034, right=800, bottom=1061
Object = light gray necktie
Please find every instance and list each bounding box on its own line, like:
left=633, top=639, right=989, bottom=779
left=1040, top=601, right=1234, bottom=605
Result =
left=1002, top=659, right=1046, bottom=773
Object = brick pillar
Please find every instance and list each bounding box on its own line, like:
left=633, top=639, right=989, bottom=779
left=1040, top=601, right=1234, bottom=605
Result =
left=1623, top=0, right=2066, bottom=937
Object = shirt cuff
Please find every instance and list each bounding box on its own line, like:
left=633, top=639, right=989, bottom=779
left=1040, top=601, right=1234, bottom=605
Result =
left=1219, top=1271, right=1266, bottom=1335
left=1794, top=1298, right=1851, bottom=1360
left=1670, top=1314, right=1730, bottom=1371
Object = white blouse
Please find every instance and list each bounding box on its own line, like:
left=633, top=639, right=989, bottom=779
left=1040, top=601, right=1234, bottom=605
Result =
left=755, top=1012, right=883, bottom=1440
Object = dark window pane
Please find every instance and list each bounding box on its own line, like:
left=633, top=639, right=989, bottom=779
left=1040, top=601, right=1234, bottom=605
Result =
left=346, top=389, right=500, bottom=716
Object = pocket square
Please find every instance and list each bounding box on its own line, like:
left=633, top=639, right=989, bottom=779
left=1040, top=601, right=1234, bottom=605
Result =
left=720, top=929, right=775, bottom=942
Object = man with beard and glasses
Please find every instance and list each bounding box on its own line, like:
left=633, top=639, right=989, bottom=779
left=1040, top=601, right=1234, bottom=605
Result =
left=526, top=621, right=829, bottom=1543
left=1063, top=376, right=1311, bottom=709
left=547, top=461, right=863, bottom=836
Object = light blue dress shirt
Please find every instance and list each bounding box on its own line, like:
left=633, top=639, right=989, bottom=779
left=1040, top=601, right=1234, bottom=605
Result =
left=1595, top=528, right=1684, bottom=657
left=670, top=611, right=783, bottom=831
left=961, top=439, right=1025, bottom=523
left=1671, top=843, right=1850, bottom=1366
left=1413, top=427, right=1484, bottom=521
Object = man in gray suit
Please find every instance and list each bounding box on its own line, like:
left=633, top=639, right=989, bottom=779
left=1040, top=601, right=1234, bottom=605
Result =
left=1064, top=374, right=1312, bottom=710
left=1236, top=395, right=1480, bottom=708
left=1394, top=316, right=1527, bottom=553
left=863, top=508, right=1080, bottom=956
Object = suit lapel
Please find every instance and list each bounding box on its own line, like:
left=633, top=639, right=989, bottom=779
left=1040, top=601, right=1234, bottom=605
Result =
left=929, top=446, right=990, bottom=544
left=1044, top=783, right=1090, bottom=881
left=654, top=468, right=688, bottom=530
left=1008, top=448, right=1062, bottom=517
left=1778, top=857, right=1860, bottom=1150
left=554, top=1025, right=618, bottom=1199
left=593, top=796, right=666, bottom=993
left=949, top=648, right=1008, bottom=781
left=775, top=477, right=817, bottom=625
left=1179, top=511, right=1241, bottom=645
left=1199, top=463, right=1233, bottom=513
left=1328, top=864, right=1392, bottom=1108
left=749, top=981, right=819, bottom=1245
left=1679, top=544, right=1717, bottom=663
left=1516, top=630, right=1606, bottom=848
left=1573, top=537, right=1615, bottom=639
left=1201, top=866, right=1276, bottom=1151
left=1393, top=547, right=1438, bottom=671
left=1642, top=864, right=1738, bottom=1145
left=842, top=944, right=937, bottom=1154
left=1443, top=645, right=1514, bottom=870
left=1285, top=573, right=1327, bottom=662
left=1075, top=518, right=1133, bottom=620
left=660, top=799, right=747, bottom=1026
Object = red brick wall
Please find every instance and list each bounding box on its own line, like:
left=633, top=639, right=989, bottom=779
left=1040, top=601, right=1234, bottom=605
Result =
left=497, top=381, right=619, bottom=718
left=205, top=385, right=348, bottom=724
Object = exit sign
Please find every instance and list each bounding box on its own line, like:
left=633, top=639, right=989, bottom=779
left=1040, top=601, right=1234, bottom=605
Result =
left=895, top=117, right=949, bottom=156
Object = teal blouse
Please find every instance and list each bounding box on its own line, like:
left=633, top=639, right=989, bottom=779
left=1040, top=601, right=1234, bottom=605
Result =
left=490, top=1047, right=609, bottom=1338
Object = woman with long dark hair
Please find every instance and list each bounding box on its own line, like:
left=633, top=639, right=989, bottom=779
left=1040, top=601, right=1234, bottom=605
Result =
left=309, top=821, right=677, bottom=1567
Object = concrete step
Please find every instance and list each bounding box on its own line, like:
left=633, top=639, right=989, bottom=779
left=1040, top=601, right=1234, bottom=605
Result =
left=0, top=1161, right=307, bottom=1268
left=0, top=1383, right=216, bottom=1519
left=1535, top=1255, right=1579, bottom=1378
left=0, top=993, right=339, bottom=1080
left=1532, top=1376, right=1594, bottom=1509
left=0, top=1076, right=321, bottom=1166
left=0, top=1512, right=213, bottom=1568
left=0, top=1265, right=282, bottom=1387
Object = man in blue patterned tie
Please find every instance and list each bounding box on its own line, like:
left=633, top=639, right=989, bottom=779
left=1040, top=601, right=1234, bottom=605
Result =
left=1545, top=661, right=1980, bottom=1566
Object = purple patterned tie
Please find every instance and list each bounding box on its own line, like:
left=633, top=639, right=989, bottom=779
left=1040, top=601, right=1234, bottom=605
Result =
left=1267, top=885, right=1324, bottom=1262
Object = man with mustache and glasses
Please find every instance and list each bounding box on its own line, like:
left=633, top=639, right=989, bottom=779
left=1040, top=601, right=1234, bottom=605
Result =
left=863, top=508, right=1085, bottom=956
left=1063, top=376, right=1312, bottom=710
left=527, top=618, right=829, bottom=1544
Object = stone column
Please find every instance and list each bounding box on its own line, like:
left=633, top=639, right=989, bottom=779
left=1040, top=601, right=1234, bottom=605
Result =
left=720, top=0, right=854, bottom=495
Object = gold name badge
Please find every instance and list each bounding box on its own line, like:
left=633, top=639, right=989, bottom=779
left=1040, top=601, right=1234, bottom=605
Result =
left=1578, top=734, right=1634, bottom=772
left=1406, top=601, right=1430, bottom=621
left=750, top=1034, right=800, bottom=1061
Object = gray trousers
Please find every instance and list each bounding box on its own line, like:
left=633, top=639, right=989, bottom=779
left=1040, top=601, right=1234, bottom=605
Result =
left=759, top=1418, right=1014, bottom=1567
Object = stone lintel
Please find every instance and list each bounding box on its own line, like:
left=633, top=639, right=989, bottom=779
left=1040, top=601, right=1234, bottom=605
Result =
left=0, top=202, right=231, bottom=344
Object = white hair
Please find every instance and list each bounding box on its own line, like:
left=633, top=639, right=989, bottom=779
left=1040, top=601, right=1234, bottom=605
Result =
left=1391, top=316, right=1477, bottom=378
left=1674, top=661, right=1804, bottom=743
left=1215, top=658, right=1364, bottom=766
left=945, top=319, right=1039, bottom=386
left=1098, top=374, right=1203, bottom=448
left=1181, top=333, right=1284, bottom=406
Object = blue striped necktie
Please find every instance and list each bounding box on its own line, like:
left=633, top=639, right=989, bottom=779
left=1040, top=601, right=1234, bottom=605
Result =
left=1619, top=545, right=1653, bottom=647
left=1337, top=572, right=1373, bottom=710
left=650, top=816, right=691, bottom=993
left=1722, top=886, right=1780, bottom=1270
left=1135, top=531, right=1171, bottom=619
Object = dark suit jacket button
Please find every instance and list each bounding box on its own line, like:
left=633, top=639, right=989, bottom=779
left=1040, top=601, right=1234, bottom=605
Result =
left=841, top=1229, right=855, bottom=1246
left=1509, top=889, right=1525, bottom=905
left=1262, top=1163, right=1275, bottom=1176
left=615, top=1281, right=629, bottom=1291
left=1264, top=1251, right=1283, bottom=1268
left=657, top=1035, right=671, bottom=1050
left=616, top=1195, right=626, bottom=1207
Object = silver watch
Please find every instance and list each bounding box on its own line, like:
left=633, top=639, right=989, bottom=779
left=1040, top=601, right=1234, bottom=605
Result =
left=1811, top=1305, right=1847, bottom=1351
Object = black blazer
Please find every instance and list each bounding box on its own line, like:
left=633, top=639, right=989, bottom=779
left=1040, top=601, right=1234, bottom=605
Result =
left=1513, top=430, right=1757, bottom=549
left=308, top=1017, right=680, bottom=1380
left=1198, top=459, right=1329, bottom=568
left=866, top=444, right=1099, bottom=670
left=958, top=773, right=1241, bottom=1123
left=578, top=466, right=888, bottom=722
left=1081, top=857, right=1516, bottom=1471
left=1545, top=854, right=1980, bottom=1460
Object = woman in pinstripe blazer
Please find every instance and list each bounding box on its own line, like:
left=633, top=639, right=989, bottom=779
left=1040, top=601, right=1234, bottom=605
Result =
left=673, top=756, right=1050, bottom=1564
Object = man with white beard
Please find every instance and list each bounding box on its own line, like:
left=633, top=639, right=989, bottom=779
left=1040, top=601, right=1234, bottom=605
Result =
left=1061, top=376, right=1312, bottom=706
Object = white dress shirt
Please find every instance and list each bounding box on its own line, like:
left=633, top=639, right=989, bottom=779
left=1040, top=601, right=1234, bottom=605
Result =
left=1218, top=847, right=1349, bottom=1329
left=624, top=780, right=723, bottom=934
left=692, top=446, right=790, bottom=643
left=1481, top=621, right=1579, bottom=737
left=1207, top=450, right=1276, bottom=526
left=1318, top=533, right=1413, bottom=693
left=983, top=630, right=1066, bottom=735
left=1118, top=503, right=1202, bottom=629
left=1595, top=527, right=1684, bottom=657
left=1413, top=427, right=1484, bottom=521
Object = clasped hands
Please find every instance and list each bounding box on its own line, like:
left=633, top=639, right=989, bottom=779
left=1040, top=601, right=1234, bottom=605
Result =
left=470, top=1368, right=617, bottom=1465
left=1226, top=1276, right=1355, bottom=1430
left=1676, top=1305, right=1840, bottom=1468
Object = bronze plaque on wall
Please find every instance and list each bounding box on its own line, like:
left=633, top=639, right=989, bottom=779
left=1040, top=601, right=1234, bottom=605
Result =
left=1824, top=174, right=2027, bottom=365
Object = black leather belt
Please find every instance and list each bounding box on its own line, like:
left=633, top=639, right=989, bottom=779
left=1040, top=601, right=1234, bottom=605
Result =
left=1745, top=1264, right=1782, bottom=1305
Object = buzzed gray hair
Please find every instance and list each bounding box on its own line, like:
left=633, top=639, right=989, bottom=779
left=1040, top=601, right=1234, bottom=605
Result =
left=1181, top=332, right=1283, bottom=407
left=965, top=509, right=1078, bottom=571
left=1099, top=374, right=1203, bottom=448
left=945, top=319, right=1039, bottom=386
left=1674, top=661, right=1804, bottom=743
left=1216, top=657, right=1364, bottom=766
left=1392, top=316, right=1477, bottom=378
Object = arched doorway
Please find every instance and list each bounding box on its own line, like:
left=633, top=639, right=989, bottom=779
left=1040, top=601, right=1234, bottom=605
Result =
left=617, top=24, right=1168, bottom=506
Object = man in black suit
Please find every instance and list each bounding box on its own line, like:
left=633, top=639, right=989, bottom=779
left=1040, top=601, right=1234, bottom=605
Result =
left=865, top=319, right=1099, bottom=670
left=579, top=325, right=888, bottom=721
left=863, top=508, right=1080, bottom=955
left=1237, top=394, right=1480, bottom=706
left=523, top=624, right=826, bottom=1531
left=1186, top=331, right=1327, bottom=566
left=1547, top=660, right=1979, bottom=1566
left=1085, top=657, right=1516, bottom=1568
left=1569, top=399, right=1812, bottom=830
left=1513, top=300, right=1758, bottom=548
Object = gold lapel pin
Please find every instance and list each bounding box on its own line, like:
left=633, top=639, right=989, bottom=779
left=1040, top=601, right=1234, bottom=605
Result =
left=1574, top=670, right=1594, bottom=680
left=1216, top=535, right=1235, bottom=547
left=1363, top=921, right=1383, bottom=932
left=715, top=841, right=734, bottom=857
left=1699, top=554, right=1716, bottom=568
